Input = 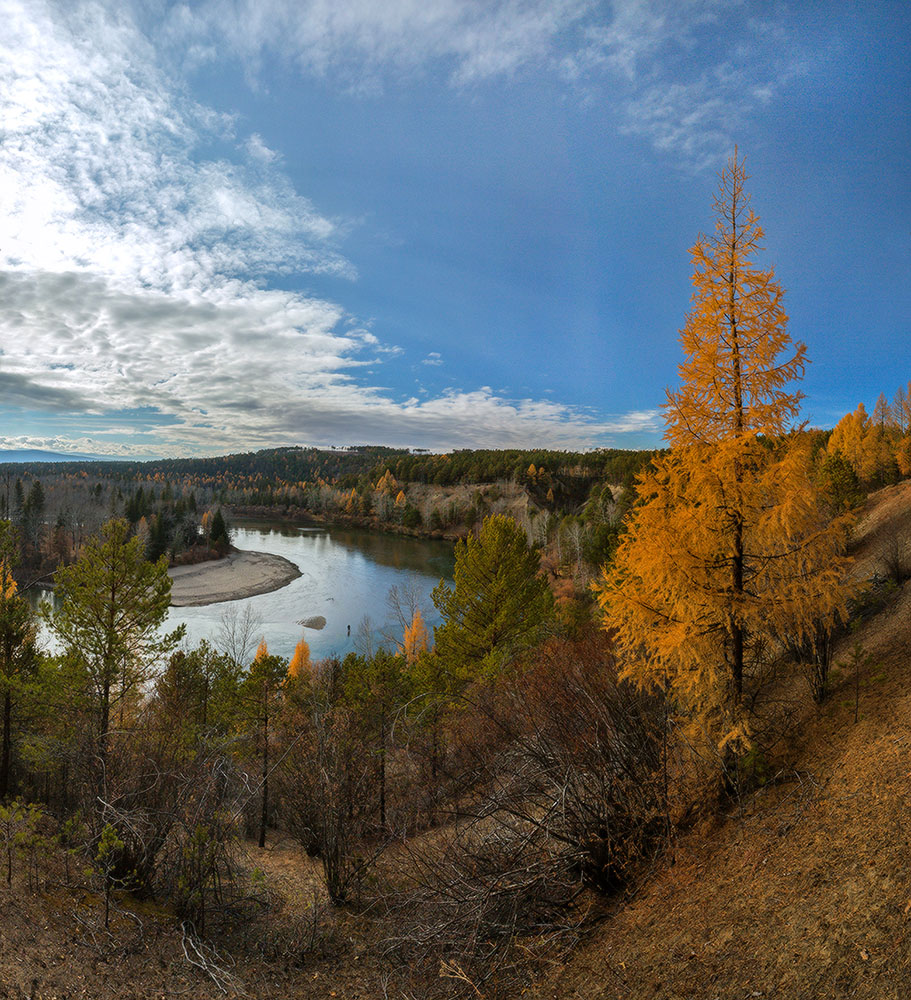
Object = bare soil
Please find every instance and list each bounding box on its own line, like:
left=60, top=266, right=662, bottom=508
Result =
left=530, top=481, right=911, bottom=1000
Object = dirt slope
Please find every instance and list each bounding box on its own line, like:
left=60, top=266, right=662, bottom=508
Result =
left=533, top=481, right=911, bottom=1000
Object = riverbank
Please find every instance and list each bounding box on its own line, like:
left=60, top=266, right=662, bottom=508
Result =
left=168, top=548, right=302, bottom=607
left=227, top=504, right=470, bottom=541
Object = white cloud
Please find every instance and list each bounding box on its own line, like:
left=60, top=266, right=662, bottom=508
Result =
left=0, top=0, right=350, bottom=291
left=161, top=0, right=805, bottom=169
left=166, top=0, right=595, bottom=87
left=245, top=132, right=279, bottom=164
left=0, top=435, right=152, bottom=458
left=0, top=1, right=782, bottom=457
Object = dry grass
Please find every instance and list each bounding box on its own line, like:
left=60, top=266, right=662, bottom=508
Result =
left=529, top=484, right=911, bottom=1000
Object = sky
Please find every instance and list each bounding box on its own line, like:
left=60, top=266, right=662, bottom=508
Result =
left=0, top=0, right=909, bottom=459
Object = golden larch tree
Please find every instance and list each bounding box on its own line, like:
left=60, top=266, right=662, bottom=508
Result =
left=287, top=637, right=311, bottom=680
left=595, top=152, right=851, bottom=750
left=401, top=609, right=430, bottom=665
left=827, top=403, right=868, bottom=473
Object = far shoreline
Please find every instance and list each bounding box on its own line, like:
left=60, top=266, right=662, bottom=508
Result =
left=168, top=547, right=302, bottom=607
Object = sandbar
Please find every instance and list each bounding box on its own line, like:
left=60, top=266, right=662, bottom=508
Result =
left=168, top=549, right=302, bottom=607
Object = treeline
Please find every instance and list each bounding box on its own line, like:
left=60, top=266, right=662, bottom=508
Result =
left=1, top=445, right=656, bottom=498
left=365, top=447, right=657, bottom=487
left=0, top=469, right=231, bottom=580
left=821, top=385, right=911, bottom=497
left=0, top=445, right=658, bottom=576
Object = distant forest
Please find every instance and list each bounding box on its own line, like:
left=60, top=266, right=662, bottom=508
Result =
left=2, top=444, right=657, bottom=491
left=0, top=445, right=659, bottom=582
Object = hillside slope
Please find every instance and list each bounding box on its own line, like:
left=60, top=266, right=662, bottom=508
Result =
left=534, top=480, right=911, bottom=1000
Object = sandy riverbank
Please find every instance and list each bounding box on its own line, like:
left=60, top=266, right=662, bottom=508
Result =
left=168, top=549, right=302, bottom=607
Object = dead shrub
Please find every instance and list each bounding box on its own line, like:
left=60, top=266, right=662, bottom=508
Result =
left=380, top=634, right=668, bottom=994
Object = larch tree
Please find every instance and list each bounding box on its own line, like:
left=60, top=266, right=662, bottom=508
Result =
left=595, top=152, right=851, bottom=751
left=401, top=609, right=429, bottom=665
left=287, top=637, right=311, bottom=681
left=893, top=385, right=907, bottom=435
left=827, top=403, right=869, bottom=473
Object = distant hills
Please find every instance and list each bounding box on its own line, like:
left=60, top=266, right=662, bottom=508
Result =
left=0, top=449, right=128, bottom=464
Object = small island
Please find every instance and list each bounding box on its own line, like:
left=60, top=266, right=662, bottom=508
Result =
left=168, top=548, right=301, bottom=606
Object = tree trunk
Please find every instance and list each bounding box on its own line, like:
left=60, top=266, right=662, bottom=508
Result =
left=259, top=706, right=268, bottom=849
left=0, top=689, right=11, bottom=800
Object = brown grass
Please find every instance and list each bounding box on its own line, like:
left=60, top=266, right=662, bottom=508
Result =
left=529, top=483, right=911, bottom=1000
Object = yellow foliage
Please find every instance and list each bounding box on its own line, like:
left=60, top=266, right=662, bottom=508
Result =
left=287, top=638, right=311, bottom=679
left=255, top=638, right=268, bottom=662
left=827, top=403, right=869, bottom=473
left=401, top=609, right=430, bottom=665
left=595, top=152, right=852, bottom=750
left=897, top=436, right=911, bottom=478
left=375, top=470, right=398, bottom=494
left=394, top=490, right=407, bottom=508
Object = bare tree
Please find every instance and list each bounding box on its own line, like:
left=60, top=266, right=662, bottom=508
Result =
left=216, top=604, right=263, bottom=669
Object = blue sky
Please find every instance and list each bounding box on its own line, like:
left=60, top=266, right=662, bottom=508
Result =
left=0, top=0, right=908, bottom=458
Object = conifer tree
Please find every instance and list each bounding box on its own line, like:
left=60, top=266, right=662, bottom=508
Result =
left=242, top=640, right=288, bottom=848
left=287, top=637, right=311, bottom=681
left=433, top=514, right=554, bottom=684
left=827, top=404, right=869, bottom=473
left=47, top=519, right=182, bottom=751
left=0, top=524, right=38, bottom=799
left=595, top=153, right=851, bottom=750
left=401, top=609, right=429, bottom=665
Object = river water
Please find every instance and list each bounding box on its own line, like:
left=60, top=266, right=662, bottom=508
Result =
left=168, top=520, right=455, bottom=661
left=34, top=520, right=455, bottom=663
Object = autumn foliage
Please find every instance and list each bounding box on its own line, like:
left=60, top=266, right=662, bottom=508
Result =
left=595, top=153, right=852, bottom=751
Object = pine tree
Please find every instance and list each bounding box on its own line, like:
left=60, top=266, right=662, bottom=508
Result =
left=46, top=519, right=182, bottom=750
left=595, top=153, right=851, bottom=751
left=243, top=640, right=288, bottom=848
left=433, top=514, right=554, bottom=684
left=0, top=523, right=38, bottom=799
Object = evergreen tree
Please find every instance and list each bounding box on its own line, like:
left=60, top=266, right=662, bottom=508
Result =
left=0, top=523, right=38, bottom=799
left=432, top=514, right=554, bottom=685
left=46, top=519, right=183, bottom=752
left=241, top=641, right=288, bottom=848
left=209, top=508, right=230, bottom=551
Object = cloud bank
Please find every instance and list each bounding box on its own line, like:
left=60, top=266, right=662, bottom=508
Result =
left=0, top=1, right=798, bottom=457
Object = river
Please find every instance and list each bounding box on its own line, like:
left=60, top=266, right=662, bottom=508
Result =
left=169, top=520, right=454, bottom=661
left=34, top=520, right=455, bottom=662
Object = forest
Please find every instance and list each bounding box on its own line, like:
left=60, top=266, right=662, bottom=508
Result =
left=1, top=154, right=908, bottom=999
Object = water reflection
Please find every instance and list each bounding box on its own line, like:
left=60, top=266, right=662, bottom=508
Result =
left=172, top=521, right=452, bottom=661
left=31, top=522, right=455, bottom=662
